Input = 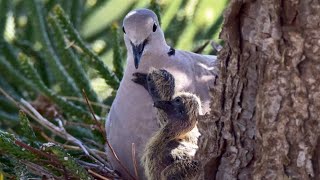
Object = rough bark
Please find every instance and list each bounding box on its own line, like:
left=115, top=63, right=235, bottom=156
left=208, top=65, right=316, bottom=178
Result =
left=196, top=0, right=320, bottom=179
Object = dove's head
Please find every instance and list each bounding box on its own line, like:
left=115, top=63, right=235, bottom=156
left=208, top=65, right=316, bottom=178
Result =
left=123, top=8, right=167, bottom=69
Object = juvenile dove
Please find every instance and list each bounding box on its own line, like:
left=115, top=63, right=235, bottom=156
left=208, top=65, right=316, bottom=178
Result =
left=106, top=8, right=219, bottom=179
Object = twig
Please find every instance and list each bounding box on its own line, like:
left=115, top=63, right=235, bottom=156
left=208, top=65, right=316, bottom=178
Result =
left=21, top=99, right=112, bottom=170
left=64, top=39, right=75, bottom=49
left=83, top=137, right=105, bottom=149
left=78, top=160, right=101, bottom=169
left=55, top=118, right=64, bottom=130
left=21, top=160, right=60, bottom=179
left=82, top=89, right=136, bottom=180
left=104, top=133, right=136, bottom=179
left=82, top=89, right=106, bottom=139
left=62, top=96, right=110, bottom=109
left=1, top=89, right=118, bottom=177
left=88, top=169, right=111, bottom=180
left=79, top=160, right=118, bottom=178
left=85, top=146, right=112, bottom=170
left=64, top=38, right=83, bottom=53
left=0, top=88, right=116, bottom=175
left=15, top=140, right=70, bottom=178
left=40, top=131, right=61, bottom=144
left=40, top=132, right=107, bottom=158
left=132, top=143, right=139, bottom=180
left=21, top=99, right=90, bottom=155
left=28, top=98, right=113, bottom=170
left=193, top=40, right=210, bottom=54
left=15, top=140, right=60, bottom=165
left=81, top=90, right=121, bottom=172
left=0, top=88, right=19, bottom=107
left=63, top=120, right=95, bottom=129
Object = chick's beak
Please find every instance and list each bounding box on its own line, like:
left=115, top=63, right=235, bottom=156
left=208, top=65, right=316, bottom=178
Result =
left=154, top=100, right=173, bottom=113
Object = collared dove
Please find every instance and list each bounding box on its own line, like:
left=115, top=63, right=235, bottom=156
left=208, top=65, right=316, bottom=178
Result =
left=106, top=8, right=219, bottom=179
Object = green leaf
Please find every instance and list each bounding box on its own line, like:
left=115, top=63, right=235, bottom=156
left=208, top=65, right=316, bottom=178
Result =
left=13, top=40, right=52, bottom=86
left=70, top=0, right=85, bottom=29
left=0, top=0, right=11, bottom=37
left=18, top=53, right=94, bottom=123
left=0, top=96, right=17, bottom=113
left=26, top=0, right=82, bottom=97
left=18, top=111, right=38, bottom=147
left=0, top=56, right=35, bottom=94
left=150, top=0, right=162, bottom=25
left=161, top=0, right=183, bottom=31
left=0, top=156, right=16, bottom=177
left=0, top=131, right=37, bottom=160
left=111, top=23, right=124, bottom=80
left=0, top=40, right=20, bottom=72
left=0, top=75, right=21, bottom=100
left=0, top=111, right=18, bottom=122
left=48, top=15, right=100, bottom=109
left=53, top=5, right=120, bottom=89
left=41, top=143, right=93, bottom=180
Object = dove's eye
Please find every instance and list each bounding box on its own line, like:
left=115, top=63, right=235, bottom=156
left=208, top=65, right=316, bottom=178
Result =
left=122, top=26, right=126, bottom=34
left=153, top=23, right=157, bottom=32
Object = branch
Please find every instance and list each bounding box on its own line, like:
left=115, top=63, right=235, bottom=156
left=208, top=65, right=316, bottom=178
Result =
left=82, top=89, right=106, bottom=140
left=20, top=99, right=113, bottom=172
left=132, top=143, right=139, bottom=180
left=62, top=96, right=110, bottom=110
left=88, top=169, right=112, bottom=180
left=40, top=132, right=107, bottom=158
left=0, top=88, right=114, bottom=174
left=21, top=99, right=90, bottom=154
left=21, top=160, right=60, bottom=179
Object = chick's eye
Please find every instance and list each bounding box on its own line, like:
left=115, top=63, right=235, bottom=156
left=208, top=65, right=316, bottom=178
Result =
left=153, top=23, right=157, bottom=32
left=122, top=26, right=126, bottom=34
left=175, top=98, right=181, bottom=103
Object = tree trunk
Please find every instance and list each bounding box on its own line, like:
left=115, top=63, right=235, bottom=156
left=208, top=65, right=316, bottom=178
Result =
left=196, top=0, right=320, bottom=179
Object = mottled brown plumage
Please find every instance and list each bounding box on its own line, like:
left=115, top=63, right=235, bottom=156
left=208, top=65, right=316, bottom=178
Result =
left=133, top=69, right=201, bottom=180
left=132, top=68, right=175, bottom=126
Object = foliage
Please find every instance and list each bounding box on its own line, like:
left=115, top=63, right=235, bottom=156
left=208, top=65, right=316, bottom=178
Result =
left=0, top=0, right=227, bottom=179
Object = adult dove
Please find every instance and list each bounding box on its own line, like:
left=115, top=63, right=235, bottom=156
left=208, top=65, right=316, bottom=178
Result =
left=106, top=8, right=219, bottom=179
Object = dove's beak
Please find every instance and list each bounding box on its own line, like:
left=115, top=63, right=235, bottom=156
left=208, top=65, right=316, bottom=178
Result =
left=131, top=40, right=147, bottom=69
